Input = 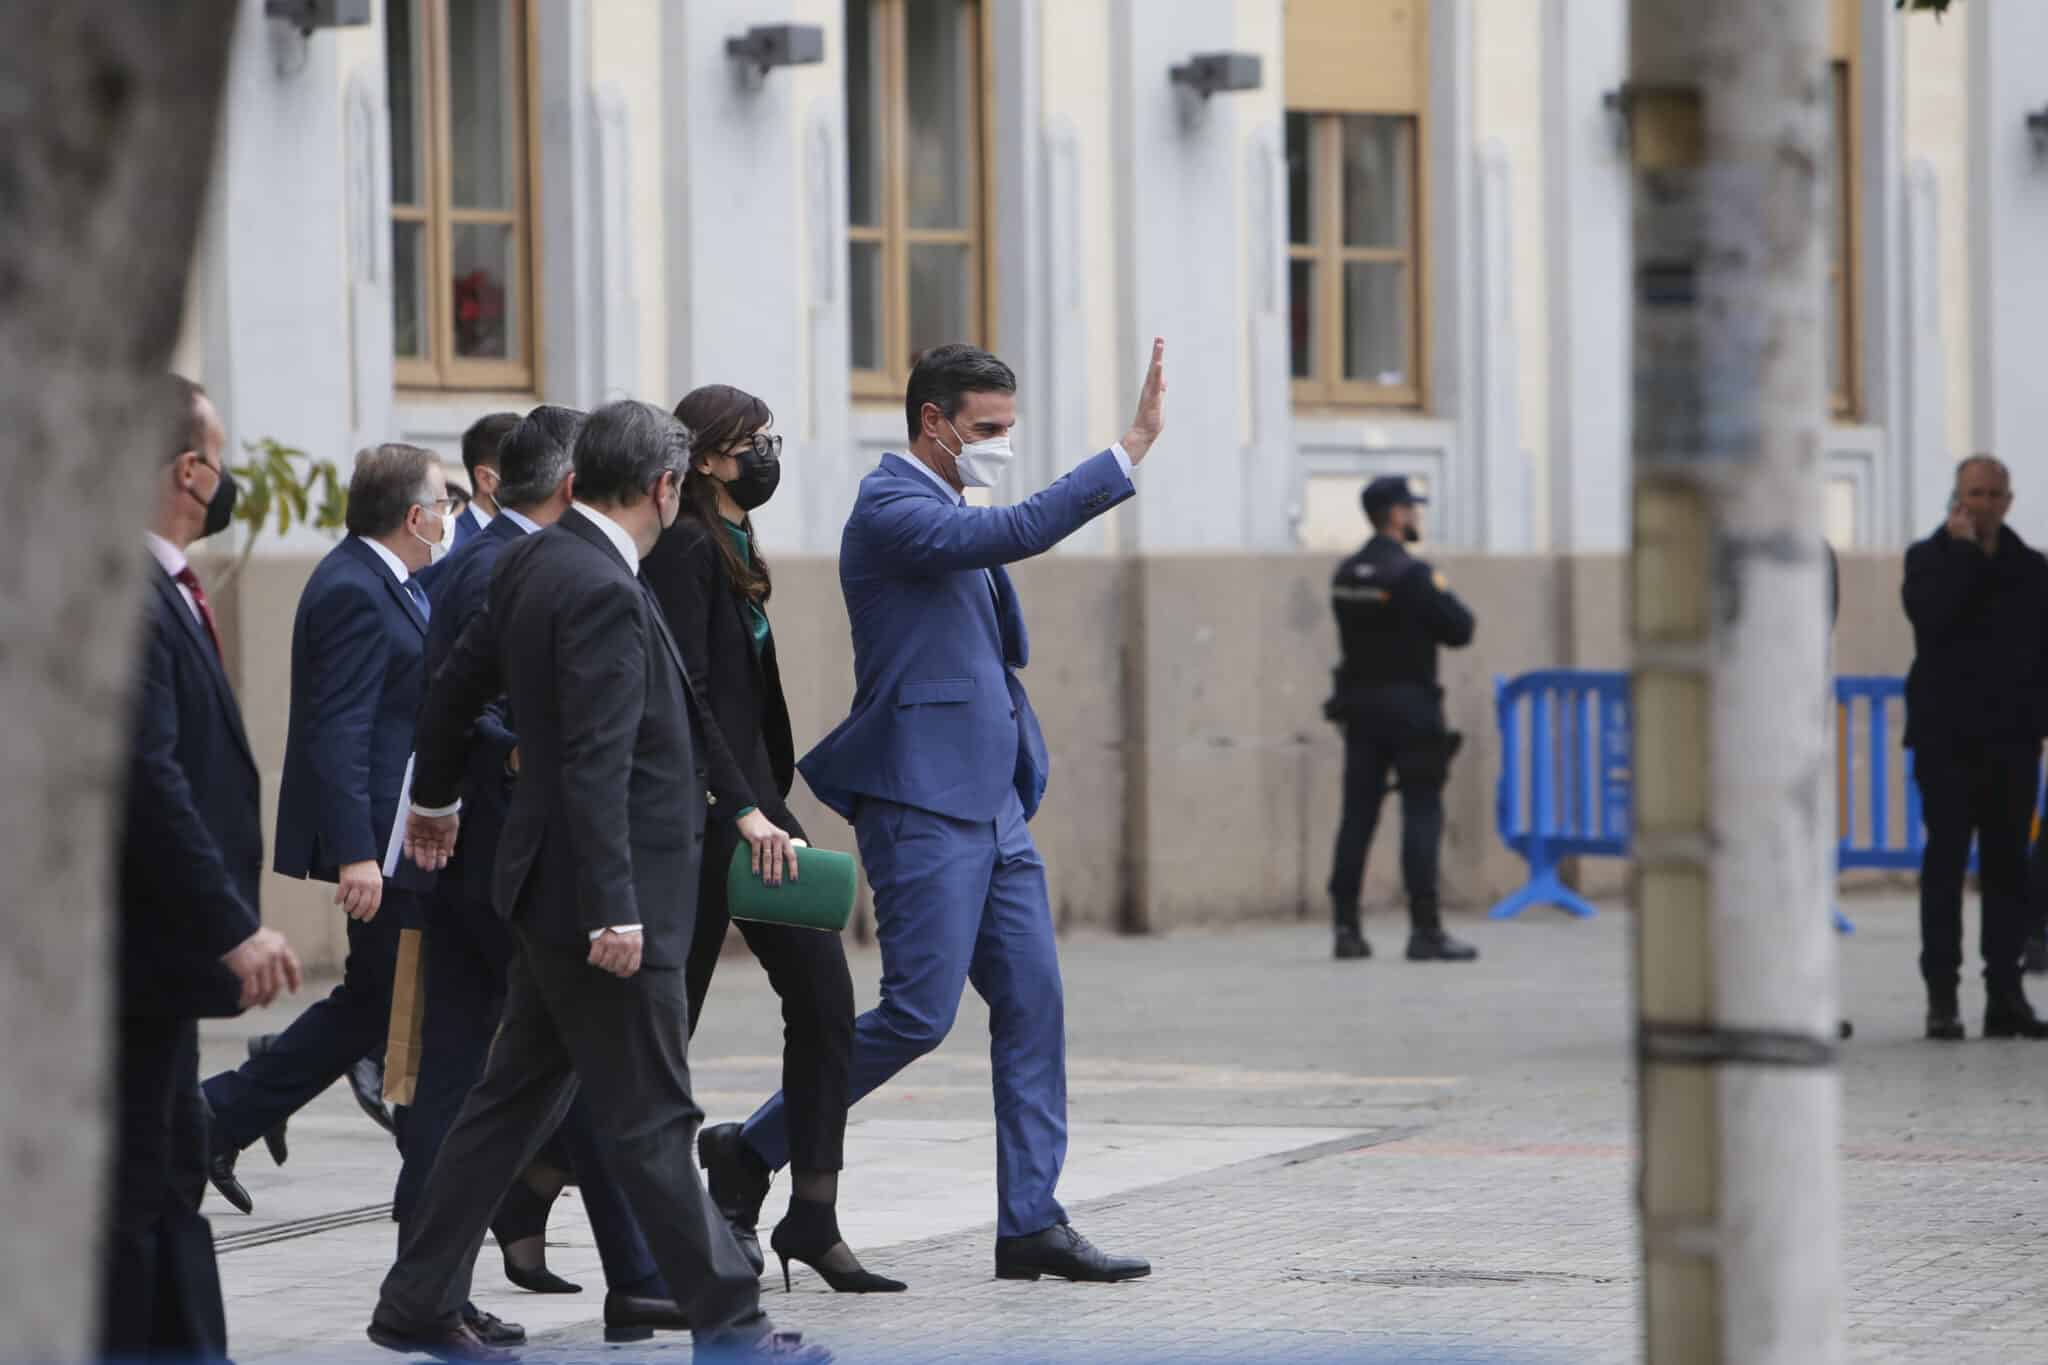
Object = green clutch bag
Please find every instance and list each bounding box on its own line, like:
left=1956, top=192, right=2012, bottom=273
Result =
left=725, top=843, right=856, bottom=932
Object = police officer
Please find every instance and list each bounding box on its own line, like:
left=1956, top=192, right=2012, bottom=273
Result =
left=1323, top=476, right=1477, bottom=962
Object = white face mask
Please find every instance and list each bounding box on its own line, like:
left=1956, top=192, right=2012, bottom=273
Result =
left=944, top=420, right=1015, bottom=489
left=410, top=504, right=451, bottom=563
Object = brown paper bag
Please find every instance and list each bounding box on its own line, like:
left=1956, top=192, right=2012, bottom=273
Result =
left=383, top=927, right=427, bottom=1107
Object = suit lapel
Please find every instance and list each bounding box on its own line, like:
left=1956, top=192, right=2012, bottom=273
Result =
left=559, top=509, right=704, bottom=708
left=990, top=565, right=1029, bottom=669
left=344, top=536, right=428, bottom=636
left=151, top=567, right=257, bottom=769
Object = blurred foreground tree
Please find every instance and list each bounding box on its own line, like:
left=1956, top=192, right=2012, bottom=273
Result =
left=0, top=2, right=239, bottom=1357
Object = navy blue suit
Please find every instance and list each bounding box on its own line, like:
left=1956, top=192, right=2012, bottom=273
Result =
left=104, top=559, right=264, bottom=1359
left=742, top=450, right=1132, bottom=1237
left=398, top=513, right=661, bottom=1294
left=203, top=536, right=429, bottom=1156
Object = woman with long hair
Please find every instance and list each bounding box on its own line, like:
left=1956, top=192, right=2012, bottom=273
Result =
left=641, top=384, right=902, bottom=1295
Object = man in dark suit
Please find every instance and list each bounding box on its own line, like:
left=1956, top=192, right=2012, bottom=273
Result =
left=452, top=411, right=519, bottom=553
left=200, top=444, right=466, bottom=1226
left=371, top=401, right=825, bottom=1363
left=107, top=374, right=302, bottom=1361
left=402, top=405, right=688, bottom=1341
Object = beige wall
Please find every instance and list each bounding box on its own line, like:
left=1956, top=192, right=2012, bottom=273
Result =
left=588, top=0, right=669, bottom=402
left=214, top=544, right=1921, bottom=970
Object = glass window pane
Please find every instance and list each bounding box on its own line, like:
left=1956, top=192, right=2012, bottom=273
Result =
left=446, top=0, right=520, bottom=212
left=393, top=221, right=428, bottom=360
left=1288, top=258, right=1316, bottom=380
left=1342, top=261, right=1408, bottom=387
left=451, top=223, right=519, bottom=360
left=1341, top=116, right=1411, bottom=249
left=1286, top=112, right=1314, bottom=247
left=906, top=242, right=971, bottom=364
left=846, top=0, right=883, bottom=228
left=849, top=241, right=885, bottom=372
left=386, top=0, right=425, bottom=206
left=904, top=0, right=975, bottom=231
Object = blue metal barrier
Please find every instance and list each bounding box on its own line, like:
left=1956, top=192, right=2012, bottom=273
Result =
left=1489, top=670, right=1631, bottom=921
left=1487, top=671, right=2038, bottom=921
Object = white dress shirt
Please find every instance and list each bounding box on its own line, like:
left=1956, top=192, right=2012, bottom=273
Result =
left=466, top=501, right=493, bottom=535
left=359, top=534, right=413, bottom=586
left=571, top=501, right=641, bottom=573
left=499, top=506, right=541, bottom=535
left=144, top=532, right=204, bottom=629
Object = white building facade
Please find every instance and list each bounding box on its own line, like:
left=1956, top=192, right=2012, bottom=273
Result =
left=174, top=0, right=2048, bottom=560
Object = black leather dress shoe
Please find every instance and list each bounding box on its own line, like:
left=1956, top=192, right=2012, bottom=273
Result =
left=205, top=1105, right=253, bottom=1216
left=603, top=1292, right=688, bottom=1343
left=350, top=1056, right=397, bottom=1135
left=700, top=1122, right=772, bottom=1275
left=1406, top=929, right=1478, bottom=962
left=367, top=1318, right=515, bottom=1362
left=1333, top=928, right=1371, bottom=961
left=1985, top=989, right=2048, bottom=1039
left=245, top=1036, right=289, bottom=1166
left=995, top=1224, right=1150, bottom=1283
left=460, top=1304, right=524, bottom=1346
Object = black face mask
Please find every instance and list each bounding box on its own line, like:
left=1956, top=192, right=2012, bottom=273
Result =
left=187, top=462, right=239, bottom=540
left=1401, top=524, right=1420, bottom=544
left=725, top=445, right=782, bottom=512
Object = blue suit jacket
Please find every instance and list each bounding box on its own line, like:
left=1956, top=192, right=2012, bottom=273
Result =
left=799, top=450, right=1133, bottom=824
left=274, top=535, right=428, bottom=881
left=118, top=564, right=263, bottom=1017
left=450, top=504, right=486, bottom=551
left=422, top=512, right=524, bottom=905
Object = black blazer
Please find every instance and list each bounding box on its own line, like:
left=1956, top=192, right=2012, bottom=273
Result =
left=422, top=513, right=526, bottom=906
left=642, top=520, right=804, bottom=839
left=413, top=508, right=748, bottom=967
left=117, top=563, right=263, bottom=1017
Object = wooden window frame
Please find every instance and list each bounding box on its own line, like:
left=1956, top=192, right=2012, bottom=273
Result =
left=391, top=0, right=542, bottom=393
left=846, top=0, right=994, bottom=401
left=1288, top=111, right=1429, bottom=411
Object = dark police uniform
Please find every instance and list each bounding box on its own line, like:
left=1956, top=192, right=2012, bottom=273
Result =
left=1324, top=477, right=1476, bottom=961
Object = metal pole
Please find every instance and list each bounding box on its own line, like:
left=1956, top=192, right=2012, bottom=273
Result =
left=1626, top=1, right=1841, bottom=1361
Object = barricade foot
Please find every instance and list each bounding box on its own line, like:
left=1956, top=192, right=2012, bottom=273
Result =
left=1488, top=869, right=1599, bottom=921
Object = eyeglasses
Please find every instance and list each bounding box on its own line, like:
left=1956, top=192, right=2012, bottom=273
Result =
left=726, top=433, right=782, bottom=461
left=417, top=497, right=455, bottom=514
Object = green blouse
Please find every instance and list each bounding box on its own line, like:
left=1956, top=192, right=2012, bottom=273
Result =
left=723, top=519, right=771, bottom=657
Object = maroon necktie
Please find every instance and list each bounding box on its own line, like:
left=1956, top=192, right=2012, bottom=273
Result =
left=174, top=564, right=223, bottom=660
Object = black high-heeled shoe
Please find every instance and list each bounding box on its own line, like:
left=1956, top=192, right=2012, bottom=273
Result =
left=491, top=1178, right=582, bottom=1294
left=770, top=1196, right=906, bottom=1294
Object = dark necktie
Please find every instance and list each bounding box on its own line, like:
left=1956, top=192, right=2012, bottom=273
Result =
left=173, top=565, right=223, bottom=660
left=405, top=577, right=431, bottom=624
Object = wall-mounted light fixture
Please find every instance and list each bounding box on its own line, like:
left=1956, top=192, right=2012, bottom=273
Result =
left=1169, top=52, right=1263, bottom=101
left=726, top=24, right=825, bottom=85
left=263, top=0, right=369, bottom=35
left=2028, top=105, right=2048, bottom=158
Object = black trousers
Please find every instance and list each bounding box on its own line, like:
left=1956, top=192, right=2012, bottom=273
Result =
left=101, top=1014, right=229, bottom=1362
left=685, top=821, right=856, bottom=1173
left=375, top=932, right=765, bottom=1348
left=1327, top=723, right=1446, bottom=931
left=202, top=890, right=406, bottom=1150
left=1914, top=740, right=2037, bottom=991
left=397, top=889, right=661, bottom=1294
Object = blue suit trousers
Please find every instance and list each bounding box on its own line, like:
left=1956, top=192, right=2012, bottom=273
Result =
left=742, top=790, right=1068, bottom=1238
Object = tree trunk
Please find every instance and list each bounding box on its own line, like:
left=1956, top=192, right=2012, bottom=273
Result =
left=1626, top=1, right=1841, bottom=1361
left=0, top=3, right=238, bottom=1356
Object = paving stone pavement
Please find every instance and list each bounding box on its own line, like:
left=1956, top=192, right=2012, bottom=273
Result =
left=199, top=895, right=2048, bottom=1363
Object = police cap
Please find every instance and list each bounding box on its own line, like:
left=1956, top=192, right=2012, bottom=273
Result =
left=1361, top=475, right=1428, bottom=518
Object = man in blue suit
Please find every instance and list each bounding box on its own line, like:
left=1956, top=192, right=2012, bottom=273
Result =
left=708, top=340, right=1167, bottom=1283
left=199, top=445, right=467, bottom=1207
left=106, top=375, right=303, bottom=1362
left=451, top=411, right=519, bottom=553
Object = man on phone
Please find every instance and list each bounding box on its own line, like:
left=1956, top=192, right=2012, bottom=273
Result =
left=1902, top=455, right=2048, bottom=1040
